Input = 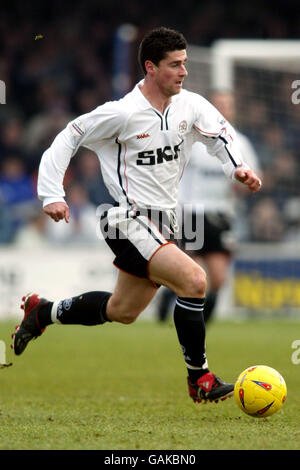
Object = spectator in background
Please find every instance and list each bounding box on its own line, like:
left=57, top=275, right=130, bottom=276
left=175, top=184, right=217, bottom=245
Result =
left=259, top=149, right=299, bottom=241
left=75, top=149, right=114, bottom=207
left=74, top=88, right=104, bottom=115
left=0, top=197, right=14, bottom=243
left=284, top=197, right=300, bottom=242
left=44, top=183, right=99, bottom=245
left=256, top=124, right=286, bottom=170
left=23, top=105, right=74, bottom=171
left=238, top=99, right=269, bottom=153
left=249, top=197, right=285, bottom=242
left=245, top=148, right=299, bottom=243
left=22, top=78, right=74, bottom=171
left=13, top=210, right=50, bottom=248
left=0, top=156, right=37, bottom=238
left=0, top=118, right=26, bottom=157
left=72, top=47, right=112, bottom=113
left=271, top=150, right=299, bottom=202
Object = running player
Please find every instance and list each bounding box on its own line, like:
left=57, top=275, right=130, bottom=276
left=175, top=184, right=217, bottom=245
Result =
left=12, top=27, right=262, bottom=404
left=158, top=90, right=261, bottom=323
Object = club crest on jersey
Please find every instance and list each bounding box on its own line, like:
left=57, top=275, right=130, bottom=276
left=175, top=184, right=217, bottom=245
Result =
left=178, top=120, right=187, bottom=134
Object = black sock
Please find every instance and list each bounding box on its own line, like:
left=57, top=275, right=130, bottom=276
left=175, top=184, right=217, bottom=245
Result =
left=203, top=290, right=217, bottom=323
left=38, top=291, right=111, bottom=327
left=173, top=297, right=209, bottom=383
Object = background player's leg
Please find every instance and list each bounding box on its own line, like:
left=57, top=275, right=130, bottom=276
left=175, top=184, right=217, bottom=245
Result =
left=157, top=287, right=176, bottom=322
left=197, top=252, right=230, bottom=323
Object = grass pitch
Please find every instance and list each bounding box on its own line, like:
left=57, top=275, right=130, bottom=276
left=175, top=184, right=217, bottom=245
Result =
left=0, top=318, right=299, bottom=451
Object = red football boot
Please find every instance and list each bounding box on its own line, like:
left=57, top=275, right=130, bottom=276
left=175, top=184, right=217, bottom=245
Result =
left=188, top=371, right=234, bottom=403
left=12, top=293, right=49, bottom=356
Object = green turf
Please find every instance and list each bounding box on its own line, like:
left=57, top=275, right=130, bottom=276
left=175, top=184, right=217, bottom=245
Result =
left=0, top=318, right=299, bottom=450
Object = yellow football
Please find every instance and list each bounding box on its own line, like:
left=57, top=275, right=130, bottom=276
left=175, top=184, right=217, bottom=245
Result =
left=234, top=365, right=287, bottom=418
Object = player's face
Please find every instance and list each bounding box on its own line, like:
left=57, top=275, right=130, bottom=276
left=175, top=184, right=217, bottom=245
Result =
left=153, top=49, right=188, bottom=97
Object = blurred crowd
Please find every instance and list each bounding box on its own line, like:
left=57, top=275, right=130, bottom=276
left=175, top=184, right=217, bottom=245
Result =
left=0, top=0, right=300, bottom=247
left=235, top=68, right=300, bottom=243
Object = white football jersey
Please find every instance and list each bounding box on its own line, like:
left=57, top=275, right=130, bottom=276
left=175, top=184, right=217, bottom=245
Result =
left=38, top=80, right=247, bottom=211
left=179, top=130, right=260, bottom=215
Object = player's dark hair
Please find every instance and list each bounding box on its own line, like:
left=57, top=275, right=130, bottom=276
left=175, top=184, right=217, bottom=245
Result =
left=138, top=27, right=187, bottom=75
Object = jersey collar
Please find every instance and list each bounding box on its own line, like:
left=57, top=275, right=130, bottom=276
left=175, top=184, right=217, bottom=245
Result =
left=132, top=79, right=180, bottom=111
left=132, top=80, right=154, bottom=110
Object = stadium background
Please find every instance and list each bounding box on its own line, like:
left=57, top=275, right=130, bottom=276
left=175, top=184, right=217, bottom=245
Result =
left=1, top=0, right=300, bottom=318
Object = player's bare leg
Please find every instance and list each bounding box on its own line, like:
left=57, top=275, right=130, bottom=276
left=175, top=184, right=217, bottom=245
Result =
left=148, top=243, right=206, bottom=297
left=149, top=243, right=234, bottom=403
left=106, top=270, right=158, bottom=324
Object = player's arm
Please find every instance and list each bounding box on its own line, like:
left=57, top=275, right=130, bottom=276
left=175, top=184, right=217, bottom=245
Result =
left=37, top=104, right=126, bottom=222
left=233, top=166, right=261, bottom=192
left=37, top=129, right=73, bottom=222
left=44, top=201, right=70, bottom=223
left=193, top=96, right=262, bottom=193
left=37, top=124, right=79, bottom=222
left=212, top=134, right=262, bottom=193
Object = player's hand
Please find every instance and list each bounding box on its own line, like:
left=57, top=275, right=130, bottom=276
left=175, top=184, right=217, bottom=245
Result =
left=234, top=168, right=262, bottom=193
left=44, top=202, right=70, bottom=223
